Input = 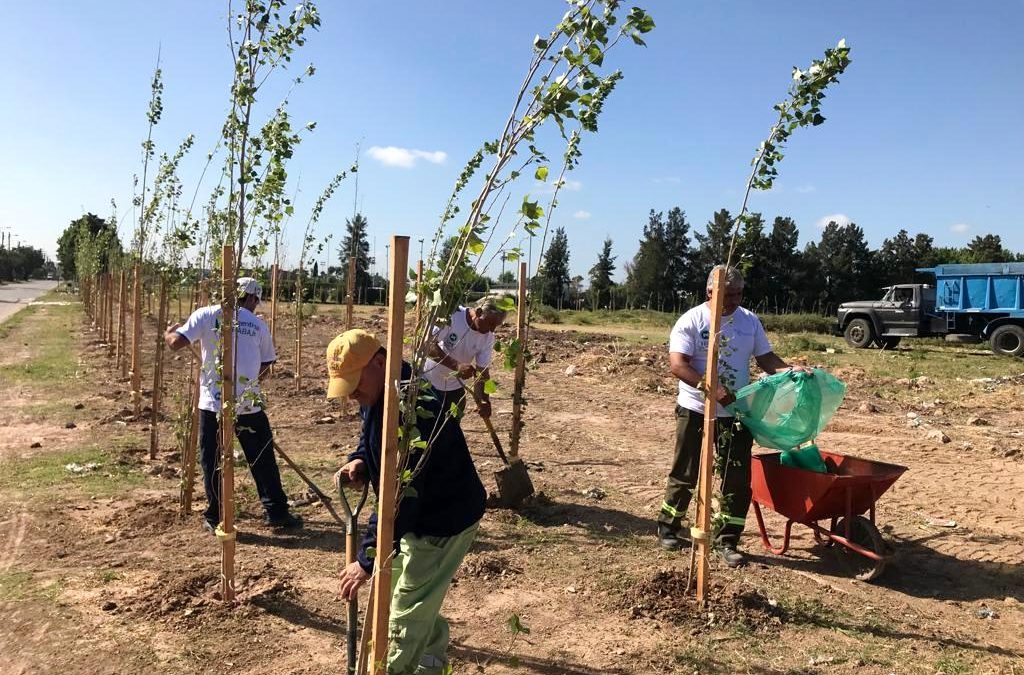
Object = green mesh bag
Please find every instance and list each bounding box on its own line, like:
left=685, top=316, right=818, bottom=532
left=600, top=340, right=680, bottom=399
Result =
left=728, top=368, right=846, bottom=451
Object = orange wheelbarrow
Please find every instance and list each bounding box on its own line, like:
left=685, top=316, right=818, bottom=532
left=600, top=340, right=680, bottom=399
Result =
left=750, top=450, right=907, bottom=581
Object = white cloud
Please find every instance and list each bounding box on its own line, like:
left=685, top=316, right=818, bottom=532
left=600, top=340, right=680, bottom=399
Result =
left=572, top=210, right=591, bottom=220
left=795, top=184, right=816, bottom=194
left=950, top=223, right=971, bottom=234
left=367, top=145, right=447, bottom=169
left=815, top=213, right=852, bottom=229
left=536, top=178, right=582, bottom=194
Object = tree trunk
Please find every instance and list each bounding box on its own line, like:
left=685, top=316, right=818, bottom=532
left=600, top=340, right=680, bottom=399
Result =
left=130, top=262, right=143, bottom=416
left=149, top=277, right=168, bottom=460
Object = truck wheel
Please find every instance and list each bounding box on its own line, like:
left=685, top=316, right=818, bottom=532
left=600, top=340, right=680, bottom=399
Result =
left=990, top=325, right=1024, bottom=357
left=876, top=336, right=902, bottom=350
left=844, top=318, right=875, bottom=348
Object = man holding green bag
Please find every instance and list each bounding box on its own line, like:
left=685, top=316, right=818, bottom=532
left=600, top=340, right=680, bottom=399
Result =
left=657, top=265, right=809, bottom=567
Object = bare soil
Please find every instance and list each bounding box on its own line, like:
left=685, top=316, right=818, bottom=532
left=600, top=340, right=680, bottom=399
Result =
left=0, top=299, right=1021, bottom=675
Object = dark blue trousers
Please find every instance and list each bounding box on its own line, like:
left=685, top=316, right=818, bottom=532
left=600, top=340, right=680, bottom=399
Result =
left=198, top=409, right=290, bottom=524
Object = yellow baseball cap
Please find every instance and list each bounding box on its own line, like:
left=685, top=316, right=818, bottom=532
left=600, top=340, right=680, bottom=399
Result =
left=326, top=329, right=381, bottom=400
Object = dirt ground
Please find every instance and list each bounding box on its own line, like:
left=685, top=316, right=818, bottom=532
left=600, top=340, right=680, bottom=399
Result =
left=1, top=296, right=1022, bottom=675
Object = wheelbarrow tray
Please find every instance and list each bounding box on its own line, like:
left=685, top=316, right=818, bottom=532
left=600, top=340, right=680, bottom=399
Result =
left=751, top=450, right=907, bottom=524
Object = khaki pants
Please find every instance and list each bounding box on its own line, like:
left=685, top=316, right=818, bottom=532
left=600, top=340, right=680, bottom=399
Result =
left=658, top=406, right=753, bottom=547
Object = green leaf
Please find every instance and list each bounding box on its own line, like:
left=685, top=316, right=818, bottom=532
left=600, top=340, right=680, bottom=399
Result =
left=506, top=613, right=531, bottom=635
left=495, top=295, right=516, bottom=312
left=448, top=402, right=462, bottom=419
left=534, top=166, right=549, bottom=181
left=483, top=379, right=498, bottom=395
left=366, top=546, right=377, bottom=560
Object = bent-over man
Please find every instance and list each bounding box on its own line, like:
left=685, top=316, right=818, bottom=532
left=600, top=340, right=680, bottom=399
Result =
left=422, top=297, right=507, bottom=421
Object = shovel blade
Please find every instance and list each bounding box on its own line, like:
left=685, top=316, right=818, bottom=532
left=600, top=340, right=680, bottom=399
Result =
left=493, top=460, right=534, bottom=508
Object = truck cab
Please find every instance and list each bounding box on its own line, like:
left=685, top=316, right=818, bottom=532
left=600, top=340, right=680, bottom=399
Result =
left=836, top=284, right=940, bottom=349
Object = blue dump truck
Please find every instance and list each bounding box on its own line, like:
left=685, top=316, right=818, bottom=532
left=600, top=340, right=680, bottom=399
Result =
left=835, top=262, right=1024, bottom=357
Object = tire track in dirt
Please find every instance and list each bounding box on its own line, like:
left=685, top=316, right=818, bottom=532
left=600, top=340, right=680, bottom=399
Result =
left=0, top=510, right=28, bottom=573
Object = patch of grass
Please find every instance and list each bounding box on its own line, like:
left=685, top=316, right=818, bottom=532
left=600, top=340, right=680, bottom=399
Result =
left=935, top=652, right=972, bottom=675
left=0, top=304, right=36, bottom=339
left=0, top=570, right=63, bottom=602
left=0, top=571, right=34, bottom=600
left=0, top=444, right=143, bottom=498
left=97, top=570, right=121, bottom=584
left=0, top=302, right=79, bottom=385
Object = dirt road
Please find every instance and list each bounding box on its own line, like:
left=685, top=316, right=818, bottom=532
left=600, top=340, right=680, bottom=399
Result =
left=0, top=280, right=58, bottom=324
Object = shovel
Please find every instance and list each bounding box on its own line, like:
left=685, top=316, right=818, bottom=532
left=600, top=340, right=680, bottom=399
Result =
left=337, top=474, right=370, bottom=675
left=465, top=385, right=534, bottom=508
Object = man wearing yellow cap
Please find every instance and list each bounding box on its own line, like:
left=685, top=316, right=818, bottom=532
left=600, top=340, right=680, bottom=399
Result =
left=326, top=329, right=485, bottom=675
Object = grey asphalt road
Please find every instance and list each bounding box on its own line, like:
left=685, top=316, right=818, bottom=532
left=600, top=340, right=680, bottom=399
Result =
left=0, top=280, right=59, bottom=325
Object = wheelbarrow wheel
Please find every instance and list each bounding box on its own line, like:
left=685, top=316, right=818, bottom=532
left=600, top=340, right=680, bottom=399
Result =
left=832, top=516, right=887, bottom=581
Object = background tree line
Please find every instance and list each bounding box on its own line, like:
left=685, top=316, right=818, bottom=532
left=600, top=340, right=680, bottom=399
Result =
left=530, top=207, right=1022, bottom=314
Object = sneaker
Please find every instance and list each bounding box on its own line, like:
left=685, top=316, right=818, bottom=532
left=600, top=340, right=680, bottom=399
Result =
left=265, top=513, right=303, bottom=530
left=657, top=526, right=689, bottom=551
left=719, top=545, right=745, bottom=568
left=202, top=519, right=217, bottom=536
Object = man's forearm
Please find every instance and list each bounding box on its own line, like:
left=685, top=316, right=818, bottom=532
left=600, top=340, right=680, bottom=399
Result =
left=670, top=361, right=705, bottom=389
left=428, top=345, right=461, bottom=373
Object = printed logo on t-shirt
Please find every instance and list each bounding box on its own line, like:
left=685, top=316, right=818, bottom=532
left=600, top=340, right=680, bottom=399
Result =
left=699, top=327, right=710, bottom=348
left=447, top=333, right=459, bottom=346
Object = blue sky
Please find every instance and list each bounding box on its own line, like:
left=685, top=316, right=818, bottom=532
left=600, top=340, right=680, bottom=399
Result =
left=2, top=1, right=1022, bottom=281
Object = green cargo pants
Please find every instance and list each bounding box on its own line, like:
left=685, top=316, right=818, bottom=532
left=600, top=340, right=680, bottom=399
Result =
left=387, top=522, right=479, bottom=675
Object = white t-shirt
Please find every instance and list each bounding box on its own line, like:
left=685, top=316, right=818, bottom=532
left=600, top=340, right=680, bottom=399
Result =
left=423, top=307, right=495, bottom=392
left=176, top=305, right=277, bottom=414
left=669, top=304, right=772, bottom=417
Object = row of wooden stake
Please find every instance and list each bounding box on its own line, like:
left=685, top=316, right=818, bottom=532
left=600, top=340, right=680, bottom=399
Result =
left=83, top=246, right=711, bottom=672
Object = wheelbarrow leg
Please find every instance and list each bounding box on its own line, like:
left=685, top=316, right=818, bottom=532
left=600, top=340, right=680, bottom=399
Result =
left=753, top=501, right=793, bottom=555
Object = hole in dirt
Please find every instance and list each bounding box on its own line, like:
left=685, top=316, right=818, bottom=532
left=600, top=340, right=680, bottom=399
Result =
left=126, top=563, right=293, bottom=621
left=620, top=569, right=785, bottom=634
left=457, top=552, right=523, bottom=581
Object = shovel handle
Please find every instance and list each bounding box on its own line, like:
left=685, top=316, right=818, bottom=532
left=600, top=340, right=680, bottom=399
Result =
left=464, top=384, right=511, bottom=466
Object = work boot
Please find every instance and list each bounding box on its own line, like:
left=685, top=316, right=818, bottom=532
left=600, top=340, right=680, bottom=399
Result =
left=202, top=519, right=217, bottom=536
left=265, top=512, right=303, bottom=530
left=657, top=525, right=688, bottom=551
left=719, top=545, right=745, bottom=568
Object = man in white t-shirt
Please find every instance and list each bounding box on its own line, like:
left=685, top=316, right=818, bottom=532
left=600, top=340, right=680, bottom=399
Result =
left=164, top=277, right=301, bottom=533
left=422, top=297, right=507, bottom=422
left=658, top=265, right=805, bottom=567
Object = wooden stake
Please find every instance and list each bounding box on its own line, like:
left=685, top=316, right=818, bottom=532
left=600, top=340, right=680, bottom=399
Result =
left=130, top=262, right=143, bottom=417
left=116, top=269, right=127, bottom=377
left=346, top=255, right=356, bottom=330
left=97, top=274, right=104, bottom=340
left=106, top=273, right=115, bottom=354
left=509, top=262, right=528, bottom=459
left=369, top=235, right=409, bottom=675
left=694, top=266, right=727, bottom=603
left=149, top=276, right=168, bottom=460
left=219, top=245, right=237, bottom=603
left=295, top=265, right=303, bottom=393
left=180, top=284, right=206, bottom=519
